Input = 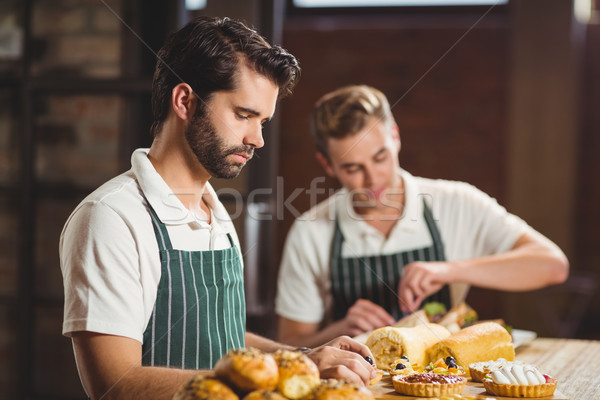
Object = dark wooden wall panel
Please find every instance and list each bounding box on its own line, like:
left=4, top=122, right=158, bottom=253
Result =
left=575, top=22, right=600, bottom=336
left=275, top=14, right=510, bottom=321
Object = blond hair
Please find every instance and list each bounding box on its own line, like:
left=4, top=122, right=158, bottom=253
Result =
left=310, top=85, right=395, bottom=157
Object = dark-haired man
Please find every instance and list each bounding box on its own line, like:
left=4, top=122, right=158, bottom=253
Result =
left=60, top=18, right=375, bottom=400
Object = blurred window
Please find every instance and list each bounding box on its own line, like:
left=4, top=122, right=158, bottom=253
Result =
left=293, top=0, right=508, bottom=7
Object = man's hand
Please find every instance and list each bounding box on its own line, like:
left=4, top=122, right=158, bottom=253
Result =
left=398, top=261, right=450, bottom=313
left=306, top=336, right=376, bottom=386
left=338, top=299, right=395, bottom=337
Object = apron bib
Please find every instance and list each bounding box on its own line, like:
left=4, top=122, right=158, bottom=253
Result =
left=330, top=200, right=450, bottom=321
left=142, top=206, right=246, bottom=369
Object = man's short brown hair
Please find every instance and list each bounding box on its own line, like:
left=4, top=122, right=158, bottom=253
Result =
left=309, top=85, right=395, bottom=157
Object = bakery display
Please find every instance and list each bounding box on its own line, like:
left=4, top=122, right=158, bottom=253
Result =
left=426, top=322, right=515, bottom=369
left=310, top=379, right=374, bottom=400
left=214, top=348, right=279, bottom=392
left=173, top=375, right=239, bottom=400
left=482, top=363, right=557, bottom=397
left=392, top=373, right=467, bottom=397
left=272, top=350, right=320, bottom=399
left=366, top=323, right=451, bottom=369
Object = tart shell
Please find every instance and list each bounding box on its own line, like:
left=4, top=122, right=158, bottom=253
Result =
left=392, top=375, right=467, bottom=397
left=468, top=367, right=487, bottom=383
left=483, top=378, right=557, bottom=398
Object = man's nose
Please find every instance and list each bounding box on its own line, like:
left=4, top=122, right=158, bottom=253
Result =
left=244, top=123, right=264, bottom=149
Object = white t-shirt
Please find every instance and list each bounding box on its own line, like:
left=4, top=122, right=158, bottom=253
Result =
left=60, top=148, right=241, bottom=343
left=275, top=169, right=533, bottom=324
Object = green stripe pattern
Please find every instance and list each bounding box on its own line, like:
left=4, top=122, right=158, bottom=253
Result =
left=142, top=207, right=246, bottom=369
left=330, top=200, right=450, bottom=321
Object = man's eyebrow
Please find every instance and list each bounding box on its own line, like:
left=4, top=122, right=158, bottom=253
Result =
left=373, top=147, right=387, bottom=157
left=235, top=106, right=272, bottom=122
left=340, top=162, right=360, bottom=169
left=235, top=106, right=260, bottom=116
left=339, top=147, right=386, bottom=169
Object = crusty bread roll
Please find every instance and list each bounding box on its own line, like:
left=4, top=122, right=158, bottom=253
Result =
left=426, top=322, right=515, bottom=369
left=272, top=350, right=320, bottom=399
left=242, top=389, right=288, bottom=400
left=173, top=375, right=239, bottom=400
left=310, top=379, right=374, bottom=400
left=214, top=348, right=279, bottom=392
left=366, top=323, right=451, bottom=369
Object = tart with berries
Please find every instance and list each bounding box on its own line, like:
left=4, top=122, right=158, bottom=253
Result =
left=482, top=363, right=557, bottom=398
left=392, top=373, right=467, bottom=397
left=422, top=356, right=467, bottom=377
left=388, top=356, right=417, bottom=376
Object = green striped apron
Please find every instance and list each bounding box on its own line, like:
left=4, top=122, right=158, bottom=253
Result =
left=330, top=200, right=450, bottom=321
left=141, top=206, right=246, bottom=369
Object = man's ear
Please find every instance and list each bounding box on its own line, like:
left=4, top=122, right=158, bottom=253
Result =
left=391, top=123, right=401, bottom=154
left=315, top=151, right=335, bottom=178
left=171, top=83, right=196, bottom=121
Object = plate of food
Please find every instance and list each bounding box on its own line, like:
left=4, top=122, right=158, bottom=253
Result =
left=511, top=328, right=537, bottom=348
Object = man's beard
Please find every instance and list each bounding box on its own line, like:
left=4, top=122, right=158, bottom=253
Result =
left=185, top=105, right=254, bottom=179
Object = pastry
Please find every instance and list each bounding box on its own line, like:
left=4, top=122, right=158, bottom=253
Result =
left=214, top=348, right=279, bottom=392
left=423, top=356, right=466, bottom=376
left=392, top=309, right=429, bottom=328
left=310, top=379, right=374, bottom=400
left=242, top=389, right=288, bottom=400
left=369, top=370, right=384, bottom=386
left=426, top=322, right=515, bottom=369
left=388, top=356, right=416, bottom=376
left=469, top=358, right=521, bottom=382
left=366, top=323, right=451, bottom=369
left=173, top=375, right=239, bottom=400
left=392, top=373, right=467, bottom=397
left=272, top=349, right=320, bottom=399
left=482, top=363, right=557, bottom=397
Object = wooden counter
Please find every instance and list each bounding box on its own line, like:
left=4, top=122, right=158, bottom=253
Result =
left=371, top=338, right=600, bottom=399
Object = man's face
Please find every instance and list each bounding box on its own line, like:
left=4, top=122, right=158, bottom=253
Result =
left=322, top=117, right=401, bottom=210
left=186, top=64, right=279, bottom=179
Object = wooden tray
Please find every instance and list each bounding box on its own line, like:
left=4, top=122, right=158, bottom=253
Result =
left=370, top=375, right=568, bottom=399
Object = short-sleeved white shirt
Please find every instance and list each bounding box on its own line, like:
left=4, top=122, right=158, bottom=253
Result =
left=60, top=148, right=242, bottom=343
left=275, top=169, right=533, bottom=324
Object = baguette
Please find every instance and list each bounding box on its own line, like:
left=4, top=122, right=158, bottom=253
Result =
left=426, top=322, right=515, bottom=369
left=366, top=323, right=451, bottom=369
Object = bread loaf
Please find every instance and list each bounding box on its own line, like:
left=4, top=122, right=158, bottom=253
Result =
left=366, top=323, right=451, bottom=369
left=310, top=379, right=374, bottom=400
left=242, top=389, right=288, bottom=400
left=272, top=350, right=320, bottom=399
left=214, top=348, right=279, bottom=392
left=426, top=322, right=515, bottom=369
left=173, top=375, right=239, bottom=400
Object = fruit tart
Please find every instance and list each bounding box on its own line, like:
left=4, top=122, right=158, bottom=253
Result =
left=469, top=358, right=521, bottom=382
left=392, top=373, right=467, bottom=397
left=482, top=363, right=557, bottom=398
left=388, top=356, right=417, bottom=376
left=423, top=356, right=467, bottom=377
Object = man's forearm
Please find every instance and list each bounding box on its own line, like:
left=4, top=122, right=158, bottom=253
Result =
left=87, top=366, right=210, bottom=400
left=450, top=241, right=569, bottom=291
left=277, top=321, right=355, bottom=349
left=245, top=331, right=298, bottom=352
